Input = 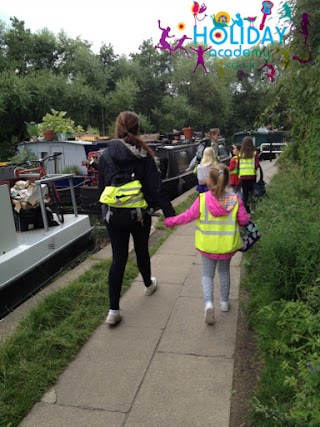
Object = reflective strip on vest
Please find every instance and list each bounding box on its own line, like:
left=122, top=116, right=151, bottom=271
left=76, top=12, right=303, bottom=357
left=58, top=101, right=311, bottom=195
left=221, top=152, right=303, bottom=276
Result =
left=99, top=179, right=148, bottom=208
left=195, top=193, right=242, bottom=254
left=239, top=157, right=255, bottom=177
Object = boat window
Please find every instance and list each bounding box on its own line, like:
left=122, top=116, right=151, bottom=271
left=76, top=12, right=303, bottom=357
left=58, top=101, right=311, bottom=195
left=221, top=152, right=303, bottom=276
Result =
left=176, top=150, right=189, bottom=172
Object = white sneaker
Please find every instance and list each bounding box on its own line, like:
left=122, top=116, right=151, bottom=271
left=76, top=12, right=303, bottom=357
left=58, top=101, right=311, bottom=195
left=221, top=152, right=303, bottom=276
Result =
left=105, top=311, right=122, bottom=326
left=220, top=302, right=229, bottom=312
left=204, top=302, right=215, bottom=325
left=144, top=277, right=157, bottom=296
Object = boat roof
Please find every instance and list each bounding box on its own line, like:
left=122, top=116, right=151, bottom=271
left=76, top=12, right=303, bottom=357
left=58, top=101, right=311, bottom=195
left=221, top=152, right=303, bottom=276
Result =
left=17, top=140, right=111, bottom=146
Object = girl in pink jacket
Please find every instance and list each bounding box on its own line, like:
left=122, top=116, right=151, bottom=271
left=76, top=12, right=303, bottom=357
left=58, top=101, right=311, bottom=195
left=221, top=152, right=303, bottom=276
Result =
left=164, top=164, right=249, bottom=325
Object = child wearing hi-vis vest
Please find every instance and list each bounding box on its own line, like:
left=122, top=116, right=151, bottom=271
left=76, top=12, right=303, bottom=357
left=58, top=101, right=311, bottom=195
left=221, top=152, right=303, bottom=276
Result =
left=164, top=164, right=249, bottom=325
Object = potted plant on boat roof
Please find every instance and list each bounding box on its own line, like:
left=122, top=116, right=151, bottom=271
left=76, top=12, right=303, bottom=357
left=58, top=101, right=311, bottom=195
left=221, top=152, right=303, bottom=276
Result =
left=38, top=109, right=84, bottom=141
left=25, top=122, right=40, bottom=141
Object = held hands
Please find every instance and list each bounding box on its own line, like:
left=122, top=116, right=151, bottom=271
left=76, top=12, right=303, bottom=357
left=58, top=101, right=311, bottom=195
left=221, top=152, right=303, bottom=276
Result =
left=163, top=217, right=175, bottom=228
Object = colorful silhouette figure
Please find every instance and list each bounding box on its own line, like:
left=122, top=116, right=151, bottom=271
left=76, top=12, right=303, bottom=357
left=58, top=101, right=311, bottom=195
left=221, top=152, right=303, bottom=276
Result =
left=260, top=1, right=274, bottom=31
left=192, top=2, right=207, bottom=26
left=258, top=63, right=276, bottom=82
left=231, top=13, right=243, bottom=27
left=155, top=20, right=175, bottom=55
left=278, top=2, right=294, bottom=23
left=243, top=16, right=257, bottom=27
left=172, top=35, right=192, bottom=57
left=300, top=13, right=311, bottom=45
left=292, top=50, right=312, bottom=64
left=190, top=45, right=212, bottom=74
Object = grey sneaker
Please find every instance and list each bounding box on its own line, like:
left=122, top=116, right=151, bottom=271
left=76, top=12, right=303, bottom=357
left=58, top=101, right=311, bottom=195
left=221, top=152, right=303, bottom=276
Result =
left=220, top=302, right=229, bottom=312
left=204, top=302, right=215, bottom=325
left=105, top=312, right=122, bottom=326
left=144, top=277, right=157, bottom=296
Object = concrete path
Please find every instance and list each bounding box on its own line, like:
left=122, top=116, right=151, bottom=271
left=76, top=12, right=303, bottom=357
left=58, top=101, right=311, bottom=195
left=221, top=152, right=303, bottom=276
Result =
left=16, top=160, right=277, bottom=427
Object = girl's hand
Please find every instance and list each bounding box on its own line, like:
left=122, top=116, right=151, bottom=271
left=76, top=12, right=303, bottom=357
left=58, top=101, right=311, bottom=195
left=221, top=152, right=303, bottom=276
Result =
left=163, top=218, right=174, bottom=228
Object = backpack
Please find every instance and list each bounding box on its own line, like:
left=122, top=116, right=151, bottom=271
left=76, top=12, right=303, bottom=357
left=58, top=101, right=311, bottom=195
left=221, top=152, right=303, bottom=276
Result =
left=101, top=150, right=148, bottom=226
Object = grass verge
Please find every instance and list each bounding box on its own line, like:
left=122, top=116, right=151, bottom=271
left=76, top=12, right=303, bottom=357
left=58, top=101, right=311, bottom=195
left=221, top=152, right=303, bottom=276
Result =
left=0, top=192, right=197, bottom=427
left=241, top=160, right=320, bottom=426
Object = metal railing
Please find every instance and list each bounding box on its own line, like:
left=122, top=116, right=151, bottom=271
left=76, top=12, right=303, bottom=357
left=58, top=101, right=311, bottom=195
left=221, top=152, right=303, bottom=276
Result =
left=259, top=142, right=287, bottom=159
left=35, top=174, right=78, bottom=231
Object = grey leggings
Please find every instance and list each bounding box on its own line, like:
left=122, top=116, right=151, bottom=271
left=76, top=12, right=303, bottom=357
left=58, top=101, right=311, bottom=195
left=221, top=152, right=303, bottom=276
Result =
left=201, top=255, right=231, bottom=305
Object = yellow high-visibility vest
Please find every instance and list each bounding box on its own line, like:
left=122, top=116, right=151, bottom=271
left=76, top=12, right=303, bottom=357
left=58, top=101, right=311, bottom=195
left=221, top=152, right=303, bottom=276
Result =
left=99, top=179, right=148, bottom=209
left=239, top=156, right=255, bottom=177
left=195, top=193, right=242, bottom=254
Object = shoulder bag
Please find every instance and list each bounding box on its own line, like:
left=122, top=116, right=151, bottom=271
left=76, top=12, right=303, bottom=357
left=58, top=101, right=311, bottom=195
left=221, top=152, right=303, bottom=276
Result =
left=239, top=220, right=261, bottom=252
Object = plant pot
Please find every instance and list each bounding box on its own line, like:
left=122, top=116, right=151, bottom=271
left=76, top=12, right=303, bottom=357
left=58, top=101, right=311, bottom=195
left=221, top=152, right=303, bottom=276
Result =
left=56, top=133, right=66, bottom=141
left=43, top=129, right=55, bottom=141
left=182, top=127, right=194, bottom=139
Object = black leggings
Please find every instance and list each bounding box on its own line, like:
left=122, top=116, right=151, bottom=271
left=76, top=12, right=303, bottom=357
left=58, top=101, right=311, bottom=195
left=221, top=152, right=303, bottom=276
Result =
left=241, top=179, right=255, bottom=212
left=106, top=214, right=152, bottom=310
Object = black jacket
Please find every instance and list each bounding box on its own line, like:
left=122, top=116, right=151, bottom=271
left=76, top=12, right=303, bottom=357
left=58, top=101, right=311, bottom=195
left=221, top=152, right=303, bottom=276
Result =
left=98, top=139, right=175, bottom=218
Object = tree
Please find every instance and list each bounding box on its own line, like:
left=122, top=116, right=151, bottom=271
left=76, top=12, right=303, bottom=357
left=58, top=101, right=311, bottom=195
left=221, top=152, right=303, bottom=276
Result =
left=105, top=77, right=139, bottom=129
left=3, top=17, right=32, bottom=75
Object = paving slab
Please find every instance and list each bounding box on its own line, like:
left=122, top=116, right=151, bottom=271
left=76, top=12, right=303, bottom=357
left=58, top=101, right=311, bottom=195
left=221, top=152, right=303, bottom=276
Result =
left=119, top=281, right=182, bottom=329
left=158, top=296, right=239, bottom=357
left=125, top=352, right=233, bottom=427
left=53, top=325, right=162, bottom=413
left=157, top=233, right=197, bottom=256
left=20, top=402, right=125, bottom=427
left=139, top=252, right=196, bottom=284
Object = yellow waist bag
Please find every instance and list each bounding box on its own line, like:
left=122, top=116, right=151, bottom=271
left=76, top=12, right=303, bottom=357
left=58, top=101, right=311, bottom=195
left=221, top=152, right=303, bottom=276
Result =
left=99, top=179, right=148, bottom=209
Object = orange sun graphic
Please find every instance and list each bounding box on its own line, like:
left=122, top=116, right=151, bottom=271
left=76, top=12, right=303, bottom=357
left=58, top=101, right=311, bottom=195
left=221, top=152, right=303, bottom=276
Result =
left=213, top=31, right=223, bottom=40
left=177, top=22, right=186, bottom=31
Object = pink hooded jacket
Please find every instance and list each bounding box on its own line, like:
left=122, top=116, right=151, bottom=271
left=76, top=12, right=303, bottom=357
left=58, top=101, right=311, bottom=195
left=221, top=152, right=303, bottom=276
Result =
left=164, top=191, right=250, bottom=260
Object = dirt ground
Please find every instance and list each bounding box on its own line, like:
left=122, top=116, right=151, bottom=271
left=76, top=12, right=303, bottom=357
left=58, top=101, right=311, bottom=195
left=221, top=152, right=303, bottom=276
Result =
left=229, top=285, right=259, bottom=427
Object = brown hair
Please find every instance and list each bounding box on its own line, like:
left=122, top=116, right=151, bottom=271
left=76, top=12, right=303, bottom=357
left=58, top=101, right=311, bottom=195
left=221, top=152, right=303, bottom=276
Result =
left=115, top=111, right=154, bottom=156
left=240, top=136, right=254, bottom=159
left=207, top=163, right=229, bottom=198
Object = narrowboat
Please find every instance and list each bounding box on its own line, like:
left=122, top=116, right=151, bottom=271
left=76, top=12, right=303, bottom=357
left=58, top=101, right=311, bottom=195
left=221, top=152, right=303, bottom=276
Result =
left=233, top=129, right=289, bottom=160
left=0, top=175, right=92, bottom=319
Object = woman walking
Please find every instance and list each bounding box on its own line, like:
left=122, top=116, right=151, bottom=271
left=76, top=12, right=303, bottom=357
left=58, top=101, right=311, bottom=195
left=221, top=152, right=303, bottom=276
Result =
left=98, top=111, right=175, bottom=326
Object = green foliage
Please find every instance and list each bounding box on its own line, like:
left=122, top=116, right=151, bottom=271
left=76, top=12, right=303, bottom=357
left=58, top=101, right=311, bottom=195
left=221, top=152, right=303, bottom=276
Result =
left=25, top=122, right=39, bottom=138
left=9, top=147, right=38, bottom=163
left=86, top=126, right=100, bottom=135
left=38, top=109, right=84, bottom=134
left=59, top=165, right=82, bottom=175
left=252, top=300, right=320, bottom=426
left=243, top=163, right=320, bottom=426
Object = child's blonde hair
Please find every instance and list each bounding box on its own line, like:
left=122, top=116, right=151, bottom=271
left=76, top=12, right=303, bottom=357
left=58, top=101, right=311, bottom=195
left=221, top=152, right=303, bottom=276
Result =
left=200, top=147, right=216, bottom=165
left=207, top=163, right=229, bottom=198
